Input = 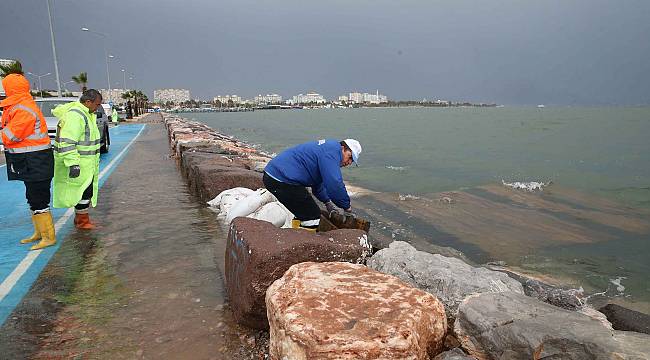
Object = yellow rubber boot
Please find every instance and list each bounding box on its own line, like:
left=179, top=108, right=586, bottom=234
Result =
left=20, top=213, right=42, bottom=244
left=30, top=212, right=56, bottom=251
left=291, top=219, right=301, bottom=229
left=299, top=226, right=317, bottom=233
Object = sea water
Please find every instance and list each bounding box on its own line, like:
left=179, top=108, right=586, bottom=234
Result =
left=190, top=106, right=650, bottom=310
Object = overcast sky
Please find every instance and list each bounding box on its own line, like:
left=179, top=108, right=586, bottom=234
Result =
left=2, top=0, right=649, bottom=105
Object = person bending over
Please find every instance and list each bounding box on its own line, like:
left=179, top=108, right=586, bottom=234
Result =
left=263, top=138, right=361, bottom=231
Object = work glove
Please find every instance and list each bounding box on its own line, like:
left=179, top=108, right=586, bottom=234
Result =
left=344, top=207, right=355, bottom=220
left=69, top=165, right=81, bottom=178
left=325, top=201, right=337, bottom=216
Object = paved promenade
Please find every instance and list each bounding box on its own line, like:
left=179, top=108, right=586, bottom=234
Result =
left=0, top=118, right=259, bottom=358
left=0, top=123, right=146, bottom=325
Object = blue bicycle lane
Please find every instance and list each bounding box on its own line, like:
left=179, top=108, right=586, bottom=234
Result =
left=0, top=123, right=146, bottom=325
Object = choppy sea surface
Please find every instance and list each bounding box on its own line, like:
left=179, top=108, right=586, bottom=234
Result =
left=190, top=107, right=650, bottom=311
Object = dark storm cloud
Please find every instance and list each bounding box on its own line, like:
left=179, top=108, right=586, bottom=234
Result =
left=2, top=0, right=649, bottom=105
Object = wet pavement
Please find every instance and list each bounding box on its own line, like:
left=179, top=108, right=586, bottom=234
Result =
left=0, top=117, right=267, bottom=359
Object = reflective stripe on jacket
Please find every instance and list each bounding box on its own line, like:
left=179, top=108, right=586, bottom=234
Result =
left=1, top=102, right=51, bottom=153
left=52, top=101, right=101, bottom=208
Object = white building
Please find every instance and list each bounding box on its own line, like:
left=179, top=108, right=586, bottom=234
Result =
left=347, top=90, right=388, bottom=104
left=291, top=92, right=327, bottom=105
left=100, top=88, right=129, bottom=104
left=254, top=93, right=283, bottom=105
left=154, top=88, right=191, bottom=104
left=348, top=92, right=363, bottom=104
left=213, top=94, right=242, bottom=105
left=338, top=95, right=349, bottom=102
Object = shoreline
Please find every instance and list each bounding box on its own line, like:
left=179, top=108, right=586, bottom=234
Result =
left=163, top=113, right=650, bottom=357
left=165, top=113, right=650, bottom=315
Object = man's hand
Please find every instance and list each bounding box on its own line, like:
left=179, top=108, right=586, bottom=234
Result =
left=344, top=207, right=355, bottom=220
left=69, top=165, right=80, bottom=178
left=325, top=201, right=337, bottom=217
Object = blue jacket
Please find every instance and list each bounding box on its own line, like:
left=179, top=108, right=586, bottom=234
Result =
left=265, top=139, right=350, bottom=209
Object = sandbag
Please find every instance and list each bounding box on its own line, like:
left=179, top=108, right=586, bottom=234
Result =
left=210, top=187, right=295, bottom=228
left=226, top=188, right=276, bottom=224
left=248, top=202, right=289, bottom=227
left=207, top=187, right=255, bottom=208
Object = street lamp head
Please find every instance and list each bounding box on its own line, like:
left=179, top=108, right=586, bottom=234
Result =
left=108, top=55, right=115, bottom=58
left=26, top=72, right=51, bottom=77
left=81, top=27, right=89, bottom=31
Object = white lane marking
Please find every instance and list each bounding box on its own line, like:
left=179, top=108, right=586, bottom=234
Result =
left=0, top=124, right=146, bottom=302
left=0, top=208, right=74, bottom=301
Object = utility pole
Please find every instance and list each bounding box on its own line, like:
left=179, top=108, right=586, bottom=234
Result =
left=46, top=0, right=62, bottom=96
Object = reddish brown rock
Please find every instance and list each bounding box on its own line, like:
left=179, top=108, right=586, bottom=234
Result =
left=226, top=218, right=372, bottom=329
left=180, top=151, right=262, bottom=202
left=195, top=166, right=262, bottom=202
left=266, top=262, right=447, bottom=360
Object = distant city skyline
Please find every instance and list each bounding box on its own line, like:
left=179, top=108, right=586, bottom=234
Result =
left=153, top=88, right=391, bottom=105
left=2, top=1, right=649, bottom=105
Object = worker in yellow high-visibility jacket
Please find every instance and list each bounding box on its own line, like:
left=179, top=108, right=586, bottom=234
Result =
left=52, top=89, right=102, bottom=229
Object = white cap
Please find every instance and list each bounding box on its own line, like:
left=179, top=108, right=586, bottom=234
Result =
left=343, top=138, right=362, bottom=164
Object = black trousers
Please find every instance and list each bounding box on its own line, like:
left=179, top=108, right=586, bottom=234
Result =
left=263, top=172, right=320, bottom=222
left=74, top=179, right=94, bottom=211
left=24, top=180, right=51, bottom=212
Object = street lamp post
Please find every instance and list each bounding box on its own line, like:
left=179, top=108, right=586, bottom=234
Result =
left=121, top=69, right=127, bottom=90
left=81, top=27, right=113, bottom=102
left=27, top=72, right=51, bottom=96
left=62, top=80, right=75, bottom=92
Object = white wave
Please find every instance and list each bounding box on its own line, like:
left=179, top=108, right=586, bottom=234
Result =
left=610, top=277, right=626, bottom=293
left=501, top=179, right=552, bottom=192
left=386, top=165, right=408, bottom=172
left=398, top=194, right=420, bottom=201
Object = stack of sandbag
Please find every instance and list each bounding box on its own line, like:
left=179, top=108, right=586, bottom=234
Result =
left=207, top=187, right=294, bottom=228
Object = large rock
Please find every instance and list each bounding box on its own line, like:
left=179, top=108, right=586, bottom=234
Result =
left=367, top=241, right=524, bottom=322
left=226, top=218, right=372, bottom=329
left=486, top=266, right=585, bottom=311
left=599, top=303, right=650, bottom=334
left=454, top=292, right=650, bottom=359
left=266, top=262, right=447, bottom=359
left=181, top=152, right=262, bottom=202
left=433, top=349, right=475, bottom=360
left=180, top=150, right=246, bottom=178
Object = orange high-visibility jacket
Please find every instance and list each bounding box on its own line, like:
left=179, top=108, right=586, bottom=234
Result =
left=0, top=74, right=51, bottom=153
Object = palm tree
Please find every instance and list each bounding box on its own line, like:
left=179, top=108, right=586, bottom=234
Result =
left=121, top=90, right=134, bottom=118
left=121, top=90, right=148, bottom=116
left=0, top=60, right=24, bottom=77
left=71, top=72, right=88, bottom=92
left=121, top=90, right=133, bottom=102
left=135, top=90, right=148, bottom=115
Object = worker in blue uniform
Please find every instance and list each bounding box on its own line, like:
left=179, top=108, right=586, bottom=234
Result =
left=263, top=138, right=362, bottom=231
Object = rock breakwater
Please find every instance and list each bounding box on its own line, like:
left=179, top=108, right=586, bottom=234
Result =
left=164, top=113, right=650, bottom=359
